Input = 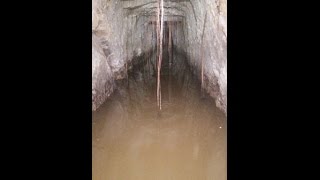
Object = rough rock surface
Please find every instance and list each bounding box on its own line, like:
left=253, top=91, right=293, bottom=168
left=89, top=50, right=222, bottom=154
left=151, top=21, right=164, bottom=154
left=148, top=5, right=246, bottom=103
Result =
left=92, top=0, right=227, bottom=114
left=92, top=33, right=115, bottom=111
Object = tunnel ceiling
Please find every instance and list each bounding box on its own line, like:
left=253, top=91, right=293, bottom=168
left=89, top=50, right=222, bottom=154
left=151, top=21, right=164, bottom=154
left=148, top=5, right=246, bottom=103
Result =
left=92, top=0, right=227, bottom=114
left=122, top=0, right=192, bottom=20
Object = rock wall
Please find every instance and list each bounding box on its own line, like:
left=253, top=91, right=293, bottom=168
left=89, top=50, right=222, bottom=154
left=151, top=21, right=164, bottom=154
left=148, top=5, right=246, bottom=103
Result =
left=182, top=0, right=227, bottom=114
left=92, top=33, right=115, bottom=111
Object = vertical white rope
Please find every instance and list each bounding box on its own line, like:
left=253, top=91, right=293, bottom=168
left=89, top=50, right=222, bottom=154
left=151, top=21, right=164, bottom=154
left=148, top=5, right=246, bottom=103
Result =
left=159, top=0, right=164, bottom=110
left=156, top=0, right=164, bottom=110
left=156, top=0, right=160, bottom=108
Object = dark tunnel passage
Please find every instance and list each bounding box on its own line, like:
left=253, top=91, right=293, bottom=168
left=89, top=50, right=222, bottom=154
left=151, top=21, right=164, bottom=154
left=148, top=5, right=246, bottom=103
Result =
left=92, top=0, right=227, bottom=179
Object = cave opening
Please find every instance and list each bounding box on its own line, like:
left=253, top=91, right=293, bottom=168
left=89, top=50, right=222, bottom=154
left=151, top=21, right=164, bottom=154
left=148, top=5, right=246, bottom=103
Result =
left=92, top=0, right=227, bottom=179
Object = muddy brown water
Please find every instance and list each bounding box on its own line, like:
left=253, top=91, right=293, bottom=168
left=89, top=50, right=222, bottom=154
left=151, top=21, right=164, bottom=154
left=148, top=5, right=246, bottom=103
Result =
left=92, top=53, right=226, bottom=180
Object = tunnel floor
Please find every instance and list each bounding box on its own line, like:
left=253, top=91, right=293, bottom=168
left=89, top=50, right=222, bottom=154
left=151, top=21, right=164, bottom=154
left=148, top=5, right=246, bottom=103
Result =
left=92, top=51, right=226, bottom=179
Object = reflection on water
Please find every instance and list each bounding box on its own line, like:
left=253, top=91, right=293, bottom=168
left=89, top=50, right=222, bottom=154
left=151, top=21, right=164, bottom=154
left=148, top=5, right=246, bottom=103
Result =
left=92, top=52, right=226, bottom=180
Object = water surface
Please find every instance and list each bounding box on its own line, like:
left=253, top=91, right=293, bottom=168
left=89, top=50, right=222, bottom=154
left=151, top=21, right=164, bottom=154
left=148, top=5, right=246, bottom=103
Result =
left=92, top=52, right=226, bottom=180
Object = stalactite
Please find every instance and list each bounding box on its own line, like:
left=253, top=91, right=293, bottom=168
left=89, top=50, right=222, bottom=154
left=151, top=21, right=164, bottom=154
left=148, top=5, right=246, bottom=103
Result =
left=151, top=22, right=155, bottom=77
left=168, top=21, right=172, bottom=69
left=125, top=22, right=129, bottom=87
left=168, top=22, right=172, bottom=102
left=146, top=23, right=150, bottom=82
left=200, top=12, right=207, bottom=96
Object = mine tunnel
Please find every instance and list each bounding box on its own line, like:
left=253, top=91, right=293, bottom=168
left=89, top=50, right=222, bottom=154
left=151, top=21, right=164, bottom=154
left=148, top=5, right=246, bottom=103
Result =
left=92, top=0, right=227, bottom=179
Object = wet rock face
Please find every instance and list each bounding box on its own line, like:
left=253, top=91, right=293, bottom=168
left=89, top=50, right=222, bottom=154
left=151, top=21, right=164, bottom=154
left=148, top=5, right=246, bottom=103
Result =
left=92, top=34, right=115, bottom=111
left=92, top=0, right=227, bottom=114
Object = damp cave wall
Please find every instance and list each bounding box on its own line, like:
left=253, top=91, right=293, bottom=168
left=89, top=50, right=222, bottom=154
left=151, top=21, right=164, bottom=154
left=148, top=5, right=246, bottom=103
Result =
left=92, top=0, right=227, bottom=114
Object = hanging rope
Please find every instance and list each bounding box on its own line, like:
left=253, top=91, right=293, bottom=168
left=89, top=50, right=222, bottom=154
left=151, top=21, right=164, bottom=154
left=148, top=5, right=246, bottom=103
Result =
left=157, top=0, right=164, bottom=110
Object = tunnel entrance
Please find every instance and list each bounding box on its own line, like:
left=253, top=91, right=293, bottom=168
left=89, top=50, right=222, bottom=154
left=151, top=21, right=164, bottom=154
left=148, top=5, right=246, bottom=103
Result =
left=92, top=45, right=226, bottom=179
